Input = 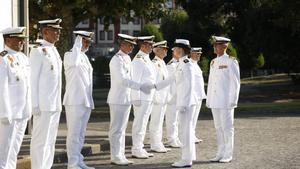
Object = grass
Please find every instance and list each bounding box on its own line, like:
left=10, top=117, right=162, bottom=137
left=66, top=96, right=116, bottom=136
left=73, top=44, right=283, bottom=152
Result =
left=90, top=73, right=300, bottom=116
left=241, top=73, right=291, bottom=84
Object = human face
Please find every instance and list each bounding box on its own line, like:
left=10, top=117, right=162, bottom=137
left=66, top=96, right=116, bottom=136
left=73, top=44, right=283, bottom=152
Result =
left=5, top=37, right=25, bottom=52
left=82, top=38, right=91, bottom=51
left=172, top=47, right=184, bottom=60
left=213, top=43, right=227, bottom=56
left=190, top=52, right=201, bottom=61
left=43, top=27, right=61, bottom=43
left=154, top=47, right=167, bottom=59
left=121, top=41, right=134, bottom=54
left=141, top=42, right=153, bottom=54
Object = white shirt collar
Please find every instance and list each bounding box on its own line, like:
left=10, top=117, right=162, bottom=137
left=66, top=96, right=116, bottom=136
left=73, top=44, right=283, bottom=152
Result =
left=41, top=39, right=55, bottom=47
left=5, top=46, right=19, bottom=55
left=179, top=55, right=188, bottom=62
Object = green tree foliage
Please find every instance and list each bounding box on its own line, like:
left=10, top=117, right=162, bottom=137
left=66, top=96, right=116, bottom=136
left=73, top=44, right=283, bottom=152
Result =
left=256, top=53, right=265, bottom=69
left=140, top=24, right=164, bottom=42
left=29, top=0, right=166, bottom=55
left=176, top=0, right=300, bottom=73
left=160, top=9, right=189, bottom=45
left=199, top=56, right=210, bottom=75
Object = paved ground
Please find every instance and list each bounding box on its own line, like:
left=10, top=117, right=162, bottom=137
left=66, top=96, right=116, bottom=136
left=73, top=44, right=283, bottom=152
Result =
left=51, top=110, right=300, bottom=169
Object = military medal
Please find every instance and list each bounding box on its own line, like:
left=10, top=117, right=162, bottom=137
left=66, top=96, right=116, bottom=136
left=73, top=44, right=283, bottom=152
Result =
left=42, top=48, right=49, bottom=57
left=8, top=55, right=14, bottom=67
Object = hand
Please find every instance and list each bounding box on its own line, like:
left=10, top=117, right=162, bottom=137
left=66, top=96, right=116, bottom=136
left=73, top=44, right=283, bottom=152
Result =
left=32, top=107, right=41, bottom=116
left=178, top=106, right=186, bottom=113
left=140, top=83, right=154, bottom=94
left=74, top=36, right=83, bottom=49
left=1, top=118, right=11, bottom=125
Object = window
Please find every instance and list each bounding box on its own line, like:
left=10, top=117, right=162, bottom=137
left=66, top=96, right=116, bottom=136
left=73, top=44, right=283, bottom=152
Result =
left=121, top=17, right=128, bottom=24
left=107, top=30, right=113, bottom=40
left=81, top=19, right=89, bottom=24
left=99, top=17, right=104, bottom=24
left=133, top=30, right=140, bottom=36
left=133, top=17, right=140, bottom=25
left=121, top=30, right=129, bottom=35
left=99, top=30, right=105, bottom=40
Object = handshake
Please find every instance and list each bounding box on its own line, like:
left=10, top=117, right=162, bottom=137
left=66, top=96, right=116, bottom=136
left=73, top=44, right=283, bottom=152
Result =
left=140, top=83, right=155, bottom=94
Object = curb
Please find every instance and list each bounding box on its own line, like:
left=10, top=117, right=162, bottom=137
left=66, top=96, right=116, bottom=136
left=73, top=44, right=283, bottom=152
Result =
left=17, top=143, right=104, bottom=169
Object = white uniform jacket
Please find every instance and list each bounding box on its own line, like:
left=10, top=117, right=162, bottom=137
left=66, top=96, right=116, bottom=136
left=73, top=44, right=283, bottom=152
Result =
left=206, top=54, right=240, bottom=109
left=63, top=43, right=94, bottom=109
left=107, top=50, right=141, bottom=105
left=175, top=56, right=198, bottom=107
left=191, top=60, right=207, bottom=102
left=0, top=47, right=31, bottom=120
left=131, top=50, right=156, bottom=102
left=30, top=40, right=62, bottom=112
left=166, top=58, right=179, bottom=104
left=152, top=56, right=169, bottom=105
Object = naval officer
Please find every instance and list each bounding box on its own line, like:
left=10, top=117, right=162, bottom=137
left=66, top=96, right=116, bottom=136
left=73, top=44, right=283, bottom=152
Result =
left=0, top=27, right=31, bottom=169
left=207, top=36, right=240, bottom=163
left=131, top=35, right=156, bottom=159
left=171, top=39, right=198, bottom=168
left=149, top=40, right=171, bottom=153
left=165, top=47, right=182, bottom=148
left=29, top=18, right=63, bottom=169
left=63, top=31, right=95, bottom=169
left=107, top=34, right=152, bottom=165
left=189, top=47, right=206, bottom=144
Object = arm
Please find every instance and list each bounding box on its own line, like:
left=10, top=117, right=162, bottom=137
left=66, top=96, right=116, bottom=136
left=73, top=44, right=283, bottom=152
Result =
left=0, top=58, right=12, bottom=123
left=29, top=48, right=43, bottom=109
left=229, top=59, right=240, bottom=107
left=64, top=36, right=83, bottom=67
left=110, top=57, right=141, bottom=90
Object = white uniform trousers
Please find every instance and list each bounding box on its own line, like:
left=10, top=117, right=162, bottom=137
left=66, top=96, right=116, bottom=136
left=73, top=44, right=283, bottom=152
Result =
left=211, top=108, right=234, bottom=159
left=165, top=103, right=180, bottom=143
left=108, top=104, right=131, bottom=160
left=65, top=105, right=91, bottom=167
left=149, top=103, right=167, bottom=149
left=131, top=101, right=153, bottom=152
left=30, top=111, right=61, bottom=169
left=192, top=101, right=202, bottom=140
left=0, top=119, right=27, bottom=169
left=178, top=106, right=196, bottom=162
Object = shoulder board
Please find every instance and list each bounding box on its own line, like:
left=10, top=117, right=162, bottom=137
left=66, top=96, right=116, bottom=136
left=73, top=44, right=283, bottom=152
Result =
left=0, top=50, right=8, bottom=57
left=184, top=59, right=189, bottom=63
left=230, top=56, right=237, bottom=60
left=33, top=43, right=42, bottom=48
left=152, top=58, right=158, bottom=63
left=135, top=54, right=142, bottom=59
left=167, top=60, right=174, bottom=65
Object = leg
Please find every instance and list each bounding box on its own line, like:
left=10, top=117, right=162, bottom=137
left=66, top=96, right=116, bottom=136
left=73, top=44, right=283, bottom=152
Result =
left=178, top=106, right=196, bottom=163
left=66, top=106, right=90, bottom=167
left=131, top=101, right=153, bottom=155
left=192, top=101, right=202, bottom=141
left=211, top=108, right=225, bottom=160
left=165, top=103, right=180, bottom=145
left=78, top=107, right=92, bottom=164
left=30, top=111, right=61, bottom=169
left=0, top=121, right=15, bottom=169
left=220, top=108, right=234, bottom=161
left=6, top=119, right=28, bottom=169
left=109, top=104, right=131, bottom=161
left=149, top=104, right=167, bottom=150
